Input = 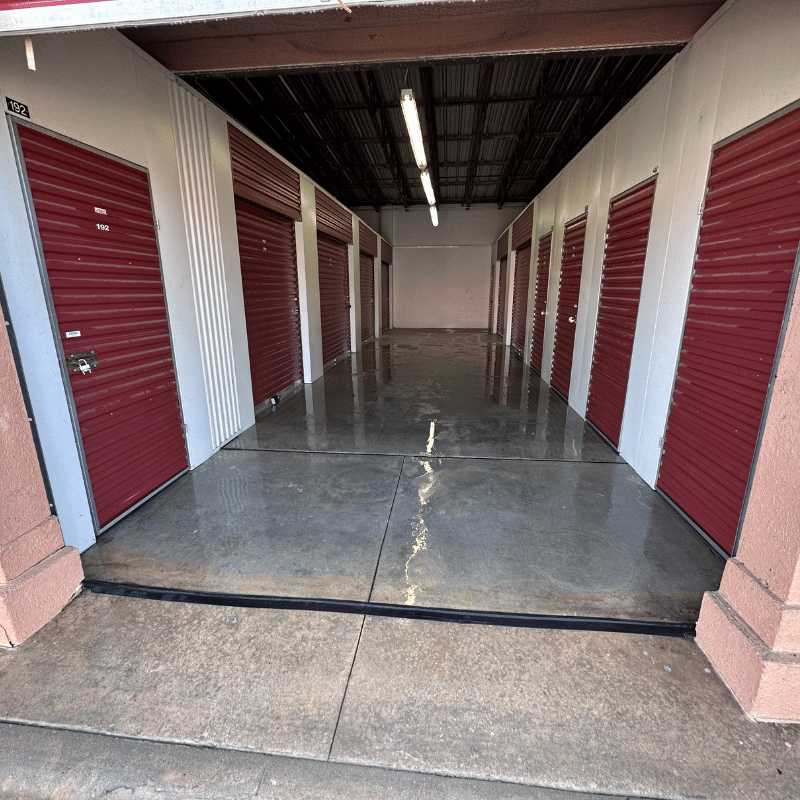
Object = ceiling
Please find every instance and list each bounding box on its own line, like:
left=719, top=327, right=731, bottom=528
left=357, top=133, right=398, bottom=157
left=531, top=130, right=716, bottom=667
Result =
left=121, top=1, right=725, bottom=209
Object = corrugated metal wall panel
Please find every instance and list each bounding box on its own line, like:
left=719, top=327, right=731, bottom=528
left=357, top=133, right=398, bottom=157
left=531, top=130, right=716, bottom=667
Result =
left=234, top=198, right=303, bottom=406
left=382, top=260, right=390, bottom=333
left=359, top=222, right=378, bottom=257
left=531, top=231, right=552, bottom=373
left=551, top=214, right=587, bottom=397
left=512, top=204, right=534, bottom=250
left=315, top=188, right=353, bottom=243
left=360, top=250, right=375, bottom=342
left=16, top=123, right=187, bottom=528
left=318, top=232, right=351, bottom=363
left=170, top=82, right=241, bottom=449
left=228, top=125, right=301, bottom=221
left=586, top=178, right=656, bottom=446
left=510, top=243, right=531, bottom=351
left=658, top=107, right=800, bottom=554
left=497, top=256, right=508, bottom=337
left=497, top=229, right=509, bottom=260
left=381, top=239, right=393, bottom=265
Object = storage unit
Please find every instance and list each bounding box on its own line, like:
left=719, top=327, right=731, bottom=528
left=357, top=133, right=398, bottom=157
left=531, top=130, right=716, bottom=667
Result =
left=586, top=178, right=657, bottom=446
left=316, top=190, right=353, bottom=365
left=488, top=260, right=496, bottom=332
left=229, top=126, right=304, bottom=407
left=359, top=222, right=377, bottom=343
left=531, top=231, right=552, bottom=374
left=551, top=214, right=587, bottom=398
left=495, top=230, right=508, bottom=334
left=510, top=243, right=531, bottom=352
left=15, top=123, right=187, bottom=528
left=234, top=198, right=303, bottom=406
left=381, top=238, right=392, bottom=334
left=658, top=107, right=800, bottom=555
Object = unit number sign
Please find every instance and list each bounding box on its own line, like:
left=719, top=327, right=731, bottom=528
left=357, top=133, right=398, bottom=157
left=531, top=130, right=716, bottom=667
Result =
left=6, top=97, right=30, bottom=118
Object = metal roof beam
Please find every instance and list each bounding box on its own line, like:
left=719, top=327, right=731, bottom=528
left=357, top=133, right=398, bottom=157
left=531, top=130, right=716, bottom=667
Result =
left=420, top=66, right=442, bottom=204
left=464, top=62, right=495, bottom=209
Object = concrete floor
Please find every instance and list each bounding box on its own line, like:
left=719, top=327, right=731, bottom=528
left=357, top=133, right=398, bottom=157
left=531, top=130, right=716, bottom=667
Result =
left=9, top=330, right=788, bottom=800
left=83, top=330, right=722, bottom=624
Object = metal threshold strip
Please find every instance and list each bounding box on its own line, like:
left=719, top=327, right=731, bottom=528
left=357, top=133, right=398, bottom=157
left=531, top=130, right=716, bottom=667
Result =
left=83, top=580, right=695, bottom=638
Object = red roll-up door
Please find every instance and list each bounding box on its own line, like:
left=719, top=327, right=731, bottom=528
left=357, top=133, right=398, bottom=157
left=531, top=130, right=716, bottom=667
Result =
left=510, top=243, right=531, bottom=352
left=16, top=124, right=187, bottom=528
left=551, top=214, right=587, bottom=398
left=488, top=260, right=496, bottom=332
left=658, top=108, right=800, bottom=554
left=531, top=231, right=552, bottom=373
left=234, top=197, right=303, bottom=406
left=497, top=256, right=508, bottom=336
left=381, top=261, right=390, bottom=333
left=360, top=250, right=375, bottom=342
left=316, top=188, right=353, bottom=243
left=318, top=232, right=351, bottom=364
left=586, top=178, right=657, bottom=446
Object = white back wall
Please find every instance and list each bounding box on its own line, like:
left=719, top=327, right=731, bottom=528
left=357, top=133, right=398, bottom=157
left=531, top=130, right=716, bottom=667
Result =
left=382, top=204, right=522, bottom=330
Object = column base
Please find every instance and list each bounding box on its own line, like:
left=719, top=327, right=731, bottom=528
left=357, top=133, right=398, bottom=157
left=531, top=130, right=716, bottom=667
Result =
left=696, top=591, right=800, bottom=723
left=0, top=546, right=84, bottom=647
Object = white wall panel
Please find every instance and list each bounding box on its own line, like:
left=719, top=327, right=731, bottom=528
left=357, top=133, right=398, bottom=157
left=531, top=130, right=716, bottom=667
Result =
left=169, top=82, right=242, bottom=450
left=393, top=246, right=491, bottom=329
left=610, top=65, right=672, bottom=197
left=296, top=174, right=323, bottom=381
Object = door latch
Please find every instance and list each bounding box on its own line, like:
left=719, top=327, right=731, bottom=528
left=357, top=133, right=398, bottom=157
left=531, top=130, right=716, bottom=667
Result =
left=66, top=351, right=99, bottom=375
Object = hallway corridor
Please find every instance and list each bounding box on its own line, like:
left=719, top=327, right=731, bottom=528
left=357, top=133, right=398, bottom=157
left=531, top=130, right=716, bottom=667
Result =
left=82, top=330, right=722, bottom=624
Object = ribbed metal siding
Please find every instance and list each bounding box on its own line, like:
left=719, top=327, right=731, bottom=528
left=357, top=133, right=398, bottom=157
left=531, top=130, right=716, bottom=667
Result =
left=497, top=256, right=508, bottom=336
left=658, top=108, right=800, bottom=554
left=551, top=215, right=587, bottom=397
left=531, top=231, right=552, bottom=373
left=318, top=232, right=351, bottom=363
left=510, top=243, right=531, bottom=351
left=359, top=222, right=378, bottom=257
left=17, top=124, right=187, bottom=528
left=586, top=178, right=657, bottom=446
left=512, top=204, right=534, bottom=250
left=228, top=125, right=301, bottom=221
left=171, top=83, right=241, bottom=448
left=360, top=250, right=375, bottom=342
left=234, top=198, right=303, bottom=406
left=315, top=188, right=353, bottom=243
left=497, top=229, right=509, bottom=260
left=381, top=261, right=390, bottom=333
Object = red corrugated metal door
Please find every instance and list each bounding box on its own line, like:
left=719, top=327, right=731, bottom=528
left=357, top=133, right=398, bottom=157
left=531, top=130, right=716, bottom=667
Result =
left=551, top=214, right=587, bottom=398
left=360, top=251, right=375, bottom=342
left=586, top=178, right=657, bottom=446
left=488, top=260, right=496, bottom=332
left=658, top=108, right=800, bottom=554
left=234, top=198, right=302, bottom=406
left=381, top=261, right=390, bottom=333
left=496, top=256, right=508, bottom=336
left=531, top=232, right=552, bottom=373
left=16, top=124, right=187, bottom=528
left=510, top=244, right=531, bottom=352
left=318, top=233, right=351, bottom=364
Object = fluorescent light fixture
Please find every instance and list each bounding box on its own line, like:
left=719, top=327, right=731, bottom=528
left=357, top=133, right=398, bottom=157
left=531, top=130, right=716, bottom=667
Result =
left=430, top=206, right=439, bottom=227
left=420, top=170, right=436, bottom=207
left=401, top=88, right=427, bottom=170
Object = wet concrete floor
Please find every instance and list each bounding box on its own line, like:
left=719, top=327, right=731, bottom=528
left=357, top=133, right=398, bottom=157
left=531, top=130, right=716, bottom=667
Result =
left=82, top=330, right=724, bottom=623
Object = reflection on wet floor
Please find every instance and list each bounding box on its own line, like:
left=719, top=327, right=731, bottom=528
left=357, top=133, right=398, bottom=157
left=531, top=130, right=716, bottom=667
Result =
left=81, top=329, right=723, bottom=622
left=227, top=330, right=622, bottom=462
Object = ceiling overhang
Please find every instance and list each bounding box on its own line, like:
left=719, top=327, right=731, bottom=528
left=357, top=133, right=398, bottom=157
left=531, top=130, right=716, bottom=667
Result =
left=113, top=0, right=723, bottom=76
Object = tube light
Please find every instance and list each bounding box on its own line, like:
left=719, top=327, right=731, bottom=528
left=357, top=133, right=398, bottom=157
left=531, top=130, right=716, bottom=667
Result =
left=430, top=206, right=439, bottom=227
left=420, top=170, right=436, bottom=207
left=401, top=89, right=427, bottom=170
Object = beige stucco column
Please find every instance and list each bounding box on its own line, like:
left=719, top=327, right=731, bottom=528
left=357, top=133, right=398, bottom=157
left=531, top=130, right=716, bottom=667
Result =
left=0, top=309, right=83, bottom=647
left=696, top=286, right=800, bottom=723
